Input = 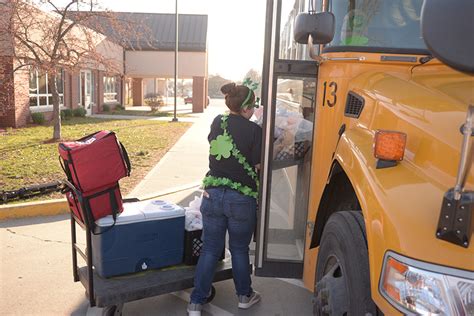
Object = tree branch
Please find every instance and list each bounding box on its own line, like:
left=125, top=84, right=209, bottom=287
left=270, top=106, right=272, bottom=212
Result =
left=50, top=0, right=79, bottom=57
left=13, top=34, right=43, bottom=64
left=13, top=7, right=51, bottom=59
left=12, top=60, right=33, bottom=73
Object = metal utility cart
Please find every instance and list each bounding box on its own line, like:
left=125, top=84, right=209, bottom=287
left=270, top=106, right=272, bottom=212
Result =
left=65, top=181, right=236, bottom=315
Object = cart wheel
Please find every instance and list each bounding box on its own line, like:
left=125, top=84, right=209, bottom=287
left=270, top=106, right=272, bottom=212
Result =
left=205, top=286, right=216, bottom=303
left=102, top=306, right=116, bottom=316
left=103, top=304, right=123, bottom=316
left=86, top=304, right=123, bottom=316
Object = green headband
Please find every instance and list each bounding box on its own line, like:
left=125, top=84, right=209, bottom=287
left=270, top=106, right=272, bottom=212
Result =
left=241, top=78, right=260, bottom=109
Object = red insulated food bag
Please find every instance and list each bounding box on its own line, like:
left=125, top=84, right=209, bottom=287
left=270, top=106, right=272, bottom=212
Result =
left=83, top=184, right=123, bottom=222
left=66, top=190, right=84, bottom=222
left=59, top=131, right=130, bottom=228
left=66, top=184, right=123, bottom=225
left=59, top=131, right=131, bottom=192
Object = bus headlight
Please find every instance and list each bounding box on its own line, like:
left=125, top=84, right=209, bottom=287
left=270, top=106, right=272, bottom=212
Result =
left=380, top=252, right=474, bottom=315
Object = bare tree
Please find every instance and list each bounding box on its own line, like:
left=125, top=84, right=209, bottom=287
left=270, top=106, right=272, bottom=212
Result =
left=0, top=0, right=136, bottom=140
left=208, top=74, right=231, bottom=98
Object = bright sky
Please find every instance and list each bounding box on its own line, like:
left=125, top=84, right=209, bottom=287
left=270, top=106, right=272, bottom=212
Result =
left=102, top=0, right=267, bottom=81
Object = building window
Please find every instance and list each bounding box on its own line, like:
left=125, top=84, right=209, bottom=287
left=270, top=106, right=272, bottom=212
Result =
left=29, top=69, right=64, bottom=107
left=103, top=76, right=118, bottom=103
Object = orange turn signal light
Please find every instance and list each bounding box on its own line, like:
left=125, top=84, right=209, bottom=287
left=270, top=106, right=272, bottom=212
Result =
left=382, top=257, right=409, bottom=302
left=374, top=130, right=407, bottom=161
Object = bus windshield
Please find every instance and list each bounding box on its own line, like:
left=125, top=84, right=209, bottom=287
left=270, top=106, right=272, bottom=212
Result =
left=326, top=0, right=426, bottom=52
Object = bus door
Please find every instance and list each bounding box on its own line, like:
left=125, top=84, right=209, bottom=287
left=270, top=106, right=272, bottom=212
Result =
left=256, top=0, right=321, bottom=278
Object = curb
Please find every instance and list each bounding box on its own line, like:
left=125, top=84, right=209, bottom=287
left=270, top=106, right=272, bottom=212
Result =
left=0, top=199, right=69, bottom=221
left=0, top=182, right=202, bottom=221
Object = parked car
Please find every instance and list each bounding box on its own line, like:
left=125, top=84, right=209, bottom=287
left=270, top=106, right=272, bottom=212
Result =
left=184, top=96, right=210, bottom=105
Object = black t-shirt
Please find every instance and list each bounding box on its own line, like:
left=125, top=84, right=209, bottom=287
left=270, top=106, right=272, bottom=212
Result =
left=206, top=114, right=262, bottom=192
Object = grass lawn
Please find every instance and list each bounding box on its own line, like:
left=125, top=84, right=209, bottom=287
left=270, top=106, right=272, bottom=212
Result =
left=109, top=109, right=173, bottom=117
left=107, top=109, right=189, bottom=117
left=0, top=117, right=191, bottom=203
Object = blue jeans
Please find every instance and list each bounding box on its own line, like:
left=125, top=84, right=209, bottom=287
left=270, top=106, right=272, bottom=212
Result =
left=190, top=187, right=257, bottom=304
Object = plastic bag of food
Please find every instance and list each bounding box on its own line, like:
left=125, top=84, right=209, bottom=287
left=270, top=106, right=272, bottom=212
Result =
left=184, top=195, right=203, bottom=231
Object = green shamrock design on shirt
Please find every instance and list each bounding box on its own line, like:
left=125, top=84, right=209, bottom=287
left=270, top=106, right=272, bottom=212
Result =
left=210, top=134, right=233, bottom=160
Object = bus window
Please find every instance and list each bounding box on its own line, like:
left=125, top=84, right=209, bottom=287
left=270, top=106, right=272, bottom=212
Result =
left=326, top=0, right=425, bottom=51
left=264, top=76, right=316, bottom=261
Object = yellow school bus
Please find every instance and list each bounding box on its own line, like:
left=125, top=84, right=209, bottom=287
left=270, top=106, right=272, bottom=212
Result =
left=255, top=0, right=473, bottom=314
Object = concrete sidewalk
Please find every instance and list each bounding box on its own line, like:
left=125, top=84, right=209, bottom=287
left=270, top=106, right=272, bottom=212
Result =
left=127, top=99, right=226, bottom=199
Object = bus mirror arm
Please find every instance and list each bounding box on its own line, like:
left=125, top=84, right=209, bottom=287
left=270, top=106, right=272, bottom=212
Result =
left=308, top=35, right=324, bottom=64
left=454, top=105, right=474, bottom=200
left=436, top=105, right=474, bottom=248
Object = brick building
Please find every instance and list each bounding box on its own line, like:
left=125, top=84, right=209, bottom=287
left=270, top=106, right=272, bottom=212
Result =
left=0, top=12, right=208, bottom=128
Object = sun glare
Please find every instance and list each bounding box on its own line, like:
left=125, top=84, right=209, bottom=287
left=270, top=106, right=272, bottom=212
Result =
left=102, top=0, right=266, bottom=81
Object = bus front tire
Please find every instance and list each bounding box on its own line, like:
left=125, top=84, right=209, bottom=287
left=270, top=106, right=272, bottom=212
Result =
left=314, top=211, right=377, bottom=316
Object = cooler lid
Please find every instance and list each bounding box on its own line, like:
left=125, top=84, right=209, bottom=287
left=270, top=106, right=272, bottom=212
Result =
left=95, top=203, right=145, bottom=227
left=141, top=200, right=185, bottom=220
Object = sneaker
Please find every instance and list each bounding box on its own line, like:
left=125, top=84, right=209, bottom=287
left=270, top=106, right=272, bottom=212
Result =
left=187, top=303, right=202, bottom=316
left=238, top=291, right=261, bottom=309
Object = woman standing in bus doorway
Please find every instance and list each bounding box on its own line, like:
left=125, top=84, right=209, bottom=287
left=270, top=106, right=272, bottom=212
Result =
left=187, top=81, right=262, bottom=316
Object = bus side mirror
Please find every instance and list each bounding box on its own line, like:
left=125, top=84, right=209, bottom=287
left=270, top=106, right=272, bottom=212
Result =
left=421, top=0, right=474, bottom=74
left=294, top=12, right=335, bottom=45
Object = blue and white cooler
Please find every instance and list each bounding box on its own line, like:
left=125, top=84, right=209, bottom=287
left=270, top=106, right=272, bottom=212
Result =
left=91, top=199, right=185, bottom=278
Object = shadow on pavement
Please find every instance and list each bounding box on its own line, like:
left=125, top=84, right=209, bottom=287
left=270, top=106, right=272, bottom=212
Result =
left=0, top=213, right=69, bottom=228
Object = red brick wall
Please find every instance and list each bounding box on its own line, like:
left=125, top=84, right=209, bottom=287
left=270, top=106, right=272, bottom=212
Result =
left=70, top=72, right=79, bottom=109
left=192, top=76, right=205, bottom=113
left=0, top=57, right=31, bottom=128
left=204, top=77, right=209, bottom=109
left=97, top=71, right=104, bottom=112
left=132, top=78, right=143, bottom=106
left=63, top=71, right=71, bottom=109
left=41, top=112, right=54, bottom=122
left=13, top=65, right=30, bottom=127
left=0, top=56, right=15, bottom=128
left=1, top=66, right=124, bottom=127
left=92, top=69, right=98, bottom=114
left=114, top=76, right=122, bottom=110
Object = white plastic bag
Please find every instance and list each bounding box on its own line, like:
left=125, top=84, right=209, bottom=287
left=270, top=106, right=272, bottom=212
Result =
left=188, top=196, right=202, bottom=211
left=185, top=210, right=202, bottom=231
left=184, top=195, right=203, bottom=231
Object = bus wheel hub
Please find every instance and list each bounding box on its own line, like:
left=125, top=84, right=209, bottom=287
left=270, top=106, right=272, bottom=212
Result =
left=315, top=260, right=349, bottom=315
